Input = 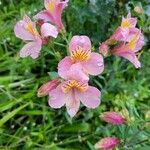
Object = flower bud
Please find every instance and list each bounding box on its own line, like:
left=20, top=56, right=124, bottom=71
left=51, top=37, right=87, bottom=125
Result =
left=99, top=42, right=109, bottom=56
left=37, top=79, right=60, bottom=97
left=95, top=137, right=120, bottom=150
left=100, top=111, right=126, bottom=125
left=134, top=6, right=144, bottom=14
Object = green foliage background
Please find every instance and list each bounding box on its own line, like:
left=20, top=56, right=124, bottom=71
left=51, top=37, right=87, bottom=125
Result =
left=0, top=0, right=150, bottom=149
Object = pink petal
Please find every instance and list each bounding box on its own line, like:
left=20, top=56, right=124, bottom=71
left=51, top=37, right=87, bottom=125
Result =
left=68, top=63, right=89, bottom=81
left=114, top=50, right=141, bottom=68
left=54, top=0, right=69, bottom=30
left=19, top=39, right=42, bottom=59
left=66, top=90, right=80, bottom=117
left=82, top=52, right=104, bottom=75
left=77, top=86, right=101, bottom=108
left=69, top=36, right=92, bottom=52
left=58, top=57, right=89, bottom=81
left=34, top=10, right=54, bottom=22
left=111, top=27, right=129, bottom=42
left=49, top=85, right=66, bottom=108
left=58, top=56, right=73, bottom=79
left=14, top=21, right=34, bottom=41
left=41, top=23, right=58, bottom=38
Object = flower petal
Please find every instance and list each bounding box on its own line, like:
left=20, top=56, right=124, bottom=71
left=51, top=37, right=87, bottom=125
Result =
left=58, top=56, right=73, bottom=79
left=114, top=50, right=141, bottom=68
left=69, top=36, right=92, bottom=52
left=77, top=86, right=101, bottom=108
left=48, top=85, right=66, bottom=108
left=19, top=40, right=42, bottom=59
left=14, top=21, right=34, bottom=41
left=41, top=23, right=58, bottom=38
left=58, top=57, right=89, bottom=81
left=82, top=52, right=104, bottom=75
left=66, top=90, right=80, bottom=117
left=34, top=10, right=54, bottom=22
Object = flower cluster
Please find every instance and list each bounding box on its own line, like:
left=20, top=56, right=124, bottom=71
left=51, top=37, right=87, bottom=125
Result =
left=14, top=1, right=145, bottom=149
left=100, top=13, right=144, bottom=68
left=14, top=1, right=144, bottom=118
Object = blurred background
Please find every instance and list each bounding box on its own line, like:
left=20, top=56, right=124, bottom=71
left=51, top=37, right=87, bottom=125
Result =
left=0, top=0, right=150, bottom=149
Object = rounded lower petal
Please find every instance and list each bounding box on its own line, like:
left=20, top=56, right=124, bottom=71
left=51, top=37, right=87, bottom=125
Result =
left=58, top=56, right=73, bottom=79
left=77, top=86, right=101, bottom=108
left=82, top=52, right=104, bottom=75
left=19, top=40, right=42, bottom=59
left=69, top=36, right=92, bottom=52
left=34, top=10, right=54, bottom=22
left=14, top=21, right=34, bottom=41
left=68, top=63, right=89, bottom=81
left=41, top=23, right=58, bottom=38
left=49, top=85, right=66, bottom=108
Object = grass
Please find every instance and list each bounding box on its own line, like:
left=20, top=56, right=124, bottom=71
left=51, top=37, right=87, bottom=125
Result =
left=0, top=0, right=150, bottom=149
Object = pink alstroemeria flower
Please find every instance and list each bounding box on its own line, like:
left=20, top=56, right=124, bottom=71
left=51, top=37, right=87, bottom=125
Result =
left=95, top=137, right=120, bottom=150
left=58, top=36, right=104, bottom=81
left=100, top=111, right=126, bottom=125
left=14, top=15, right=58, bottom=59
left=34, top=0, right=69, bottom=31
left=48, top=78, right=101, bottom=117
left=108, top=13, right=138, bottom=43
left=111, top=31, right=144, bottom=68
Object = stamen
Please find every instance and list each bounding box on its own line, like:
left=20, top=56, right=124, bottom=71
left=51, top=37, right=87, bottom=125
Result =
left=61, top=80, right=88, bottom=93
left=127, top=34, right=138, bottom=50
left=121, top=20, right=131, bottom=28
left=24, top=18, right=39, bottom=36
left=71, top=46, right=91, bottom=62
left=46, top=0, right=56, bottom=13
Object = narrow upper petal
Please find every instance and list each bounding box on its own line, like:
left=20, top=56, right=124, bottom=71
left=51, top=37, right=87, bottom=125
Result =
left=66, top=90, right=80, bottom=117
left=69, top=36, right=92, bottom=52
left=82, top=52, right=104, bottom=75
left=14, top=21, right=34, bottom=41
left=77, top=86, right=101, bottom=108
left=48, top=85, right=66, bottom=108
left=19, top=39, right=42, bottom=59
left=41, top=23, right=58, bottom=38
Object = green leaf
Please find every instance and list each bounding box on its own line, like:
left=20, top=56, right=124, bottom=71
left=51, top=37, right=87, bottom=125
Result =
left=0, top=103, right=29, bottom=127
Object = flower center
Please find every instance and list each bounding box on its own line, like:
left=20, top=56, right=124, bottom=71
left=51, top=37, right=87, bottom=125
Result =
left=71, top=46, right=91, bottom=62
left=127, top=34, right=138, bottom=50
left=61, top=80, right=88, bottom=93
left=46, top=0, right=56, bottom=13
left=25, top=23, right=39, bottom=36
left=121, top=20, right=131, bottom=28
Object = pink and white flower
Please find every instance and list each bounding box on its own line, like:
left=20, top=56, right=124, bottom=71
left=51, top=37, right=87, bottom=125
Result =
left=48, top=78, right=101, bottom=117
left=95, top=137, right=120, bottom=150
left=14, top=15, right=58, bottom=59
left=58, top=35, right=104, bottom=81
left=100, top=111, right=126, bottom=125
left=111, top=31, right=144, bottom=68
left=34, top=0, right=69, bottom=31
left=107, top=13, right=138, bottom=43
